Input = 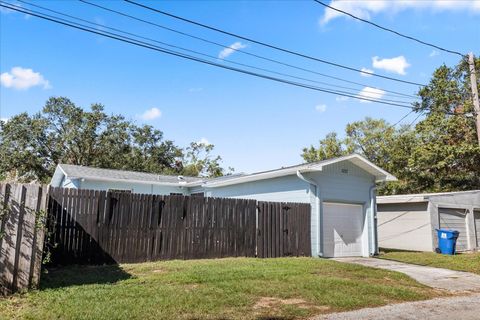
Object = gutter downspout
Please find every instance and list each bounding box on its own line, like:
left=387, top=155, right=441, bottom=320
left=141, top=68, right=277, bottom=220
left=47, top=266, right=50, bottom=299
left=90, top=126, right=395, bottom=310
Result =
left=297, top=170, right=323, bottom=257
left=369, top=185, right=378, bottom=256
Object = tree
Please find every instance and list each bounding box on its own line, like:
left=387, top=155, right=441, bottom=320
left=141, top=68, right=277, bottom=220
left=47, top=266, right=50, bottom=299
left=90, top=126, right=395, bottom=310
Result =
left=301, top=57, right=480, bottom=195
left=0, top=97, right=230, bottom=182
left=180, top=142, right=233, bottom=177
left=302, top=132, right=347, bottom=162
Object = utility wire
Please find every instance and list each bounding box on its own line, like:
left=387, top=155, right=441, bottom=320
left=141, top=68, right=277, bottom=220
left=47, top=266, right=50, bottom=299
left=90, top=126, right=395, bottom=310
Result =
left=124, top=0, right=427, bottom=87
left=0, top=3, right=420, bottom=109
left=313, top=0, right=464, bottom=57
left=391, top=110, right=415, bottom=127
left=78, top=0, right=418, bottom=100
left=10, top=1, right=414, bottom=105
left=406, top=111, right=425, bottom=127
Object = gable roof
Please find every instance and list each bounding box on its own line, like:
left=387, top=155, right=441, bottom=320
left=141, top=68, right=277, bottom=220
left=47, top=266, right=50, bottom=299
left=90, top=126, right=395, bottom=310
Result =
left=51, top=164, right=205, bottom=187
left=202, top=154, right=396, bottom=188
left=50, top=154, right=396, bottom=189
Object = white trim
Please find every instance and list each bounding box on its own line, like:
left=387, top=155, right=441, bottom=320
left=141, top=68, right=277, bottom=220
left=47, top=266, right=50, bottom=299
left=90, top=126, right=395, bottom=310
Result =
left=76, top=176, right=188, bottom=187
left=378, top=190, right=480, bottom=204
left=203, top=154, right=396, bottom=188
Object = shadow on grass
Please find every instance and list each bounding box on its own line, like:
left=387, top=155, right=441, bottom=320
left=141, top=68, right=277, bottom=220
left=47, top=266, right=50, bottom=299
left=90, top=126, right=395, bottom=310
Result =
left=379, top=247, right=423, bottom=254
left=40, top=264, right=132, bottom=290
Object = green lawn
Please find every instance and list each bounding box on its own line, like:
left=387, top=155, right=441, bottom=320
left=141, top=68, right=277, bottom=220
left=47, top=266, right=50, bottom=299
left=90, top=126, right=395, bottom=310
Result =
left=379, top=249, right=480, bottom=275
left=0, top=258, right=443, bottom=320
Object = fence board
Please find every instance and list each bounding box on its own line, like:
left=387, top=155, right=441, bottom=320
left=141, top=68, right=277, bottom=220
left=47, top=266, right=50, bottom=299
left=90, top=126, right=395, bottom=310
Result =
left=257, top=201, right=311, bottom=258
left=43, top=188, right=310, bottom=264
left=0, top=184, right=47, bottom=295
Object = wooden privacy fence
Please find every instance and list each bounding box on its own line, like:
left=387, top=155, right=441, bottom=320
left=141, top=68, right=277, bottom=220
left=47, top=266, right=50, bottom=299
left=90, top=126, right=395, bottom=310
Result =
left=257, top=202, right=311, bottom=258
left=0, top=184, right=48, bottom=295
left=48, top=188, right=258, bottom=264
left=47, top=188, right=312, bottom=264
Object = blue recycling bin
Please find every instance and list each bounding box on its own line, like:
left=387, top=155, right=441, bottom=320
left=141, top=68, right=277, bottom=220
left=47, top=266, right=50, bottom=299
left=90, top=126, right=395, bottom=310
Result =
left=436, top=229, right=459, bottom=255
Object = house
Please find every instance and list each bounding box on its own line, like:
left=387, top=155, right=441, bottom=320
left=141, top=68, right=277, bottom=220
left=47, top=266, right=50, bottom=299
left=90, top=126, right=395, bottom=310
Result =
left=50, top=154, right=396, bottom=258
left=377, top=190, right=480, bottom=252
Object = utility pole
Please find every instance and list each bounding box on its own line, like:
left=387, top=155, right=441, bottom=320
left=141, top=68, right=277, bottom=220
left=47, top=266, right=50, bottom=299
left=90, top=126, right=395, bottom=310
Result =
left=468, top=52, right=480, bottom=146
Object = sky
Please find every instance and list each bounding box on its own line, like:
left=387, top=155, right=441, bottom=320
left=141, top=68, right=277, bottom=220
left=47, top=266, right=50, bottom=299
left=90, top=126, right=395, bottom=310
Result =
left=1, top=0, right=479, bottom=174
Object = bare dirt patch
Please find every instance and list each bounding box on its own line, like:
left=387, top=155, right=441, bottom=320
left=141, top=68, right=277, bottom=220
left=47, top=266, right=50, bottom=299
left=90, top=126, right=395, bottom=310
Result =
left=254, top=297, right=330, bottom=313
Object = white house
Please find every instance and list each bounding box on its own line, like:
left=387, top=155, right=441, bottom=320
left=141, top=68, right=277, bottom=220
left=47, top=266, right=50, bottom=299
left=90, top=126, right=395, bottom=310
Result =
left=50, top=154, right=396, bottom=258
left=377, top=190, right=480, bottom=252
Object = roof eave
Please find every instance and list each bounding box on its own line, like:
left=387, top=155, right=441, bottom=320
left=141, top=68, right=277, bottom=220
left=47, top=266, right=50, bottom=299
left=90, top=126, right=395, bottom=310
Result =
left=202, top=166, right=323, bottom=188
left=75, top=176, right=192, bottom=187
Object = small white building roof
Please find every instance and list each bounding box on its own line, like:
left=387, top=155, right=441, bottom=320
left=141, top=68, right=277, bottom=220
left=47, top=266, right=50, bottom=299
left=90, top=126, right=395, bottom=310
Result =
left=377, top=190, right=480, bottom=204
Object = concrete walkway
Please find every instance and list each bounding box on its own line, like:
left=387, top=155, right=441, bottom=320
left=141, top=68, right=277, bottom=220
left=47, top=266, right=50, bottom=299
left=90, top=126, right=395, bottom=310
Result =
left=315, top=293, right=480, bottom=320
left=333, top=257, right=480, bottom=292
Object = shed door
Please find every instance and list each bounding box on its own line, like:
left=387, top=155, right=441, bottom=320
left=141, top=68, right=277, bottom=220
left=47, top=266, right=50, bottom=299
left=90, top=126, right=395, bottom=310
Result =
left=323, top=203, right=364, bottom=257
left=438, top=207, right=468, bottom=251
left=475, top=210, right=480, bottom=248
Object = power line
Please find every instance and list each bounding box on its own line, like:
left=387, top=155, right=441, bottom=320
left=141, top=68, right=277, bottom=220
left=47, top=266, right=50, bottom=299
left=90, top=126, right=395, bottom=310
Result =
left=10, top=1, right=415, bottom=105
left=124, top=0, right=427, bottom=87
left=0, top=2, right=419, bottom=109
left=312, top=0, right=464, bottom=57
left=407, top=111, right=425, bottom=127
left=391, top=110, right=415, bottom=127
left=77, top=0, right=418, bottom=100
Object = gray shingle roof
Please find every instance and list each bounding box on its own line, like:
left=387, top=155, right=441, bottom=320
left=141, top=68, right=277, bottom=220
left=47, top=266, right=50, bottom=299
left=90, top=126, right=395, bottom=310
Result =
left=59, top=164, right=204, bottom=184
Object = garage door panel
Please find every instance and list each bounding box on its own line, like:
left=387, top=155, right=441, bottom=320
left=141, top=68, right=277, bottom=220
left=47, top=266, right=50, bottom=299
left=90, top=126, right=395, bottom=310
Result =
left=439, top=208, right=468, bottom=251
left=323, top=203, right=364, bottom=257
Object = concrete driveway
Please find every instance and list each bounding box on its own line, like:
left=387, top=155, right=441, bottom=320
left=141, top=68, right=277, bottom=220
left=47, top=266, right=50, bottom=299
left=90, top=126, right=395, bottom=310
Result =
left=333, top=257, right=480, bottom=292
left=315, top=293, right=480, bottom=320
left=312, top=257, right=480, bottom=320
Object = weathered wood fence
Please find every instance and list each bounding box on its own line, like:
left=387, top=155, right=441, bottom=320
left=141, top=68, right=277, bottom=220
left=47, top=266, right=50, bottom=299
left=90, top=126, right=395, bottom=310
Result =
left=257, top=202, right=311, bottom=258
left=0, top=184, right=48, bottom=295
left=1, top=184, right=311, bottom=294
left=47, top=188, right=258, bottom=264
left=47, top=187, right=311, bottom=264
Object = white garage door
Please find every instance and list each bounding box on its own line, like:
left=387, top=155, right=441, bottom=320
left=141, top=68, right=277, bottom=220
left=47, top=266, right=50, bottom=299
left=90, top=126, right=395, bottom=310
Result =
left=438, top=207, right=468, bottom=251
left=323, top=202, right=364, bottom=257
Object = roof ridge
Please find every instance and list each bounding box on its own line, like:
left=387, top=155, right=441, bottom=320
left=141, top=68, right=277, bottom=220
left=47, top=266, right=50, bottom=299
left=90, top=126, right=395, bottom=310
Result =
left=59, top=163, right=203, bottom=180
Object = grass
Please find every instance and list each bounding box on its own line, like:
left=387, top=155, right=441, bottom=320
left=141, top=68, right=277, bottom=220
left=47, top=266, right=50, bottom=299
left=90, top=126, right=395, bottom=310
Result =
left=0, top=257, right=444, bottom=320
left=379, top=249, right=480, bottom=275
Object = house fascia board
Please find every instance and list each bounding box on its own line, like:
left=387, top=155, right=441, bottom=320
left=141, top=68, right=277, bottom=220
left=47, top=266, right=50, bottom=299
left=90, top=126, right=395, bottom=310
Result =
left=376, top=195, right=429, bottom=204
left=203, top=154, right=396, bottom=188
left=72, top=176, right=191, bottom=188
left=203, top=166, right=324, bottom=188
left=50, top=165, right=68, bottom=187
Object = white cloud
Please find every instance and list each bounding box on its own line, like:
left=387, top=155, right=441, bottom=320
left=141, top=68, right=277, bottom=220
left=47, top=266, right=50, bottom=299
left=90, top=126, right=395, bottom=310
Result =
left=315, top=104, right=327, bottom=112
left=429, top=50, right=440, bottom=57
left=138, top=107, right=161, bottom=120
left=197, top=137, right=212, bottom=146
left=335, top=96, right=349, bottom=102
left=218, top=42, right=247, bottom=59
left=320, top=0, right=480, bottom=25
left=360, top=67, right=374, bottom=77
left=357, top=87, right=386, bottom=103
left=372, top=56, right=410, bottom=75
left=1, top=117, right=9, bottom=123
left=1, top=67, right=51, bottom=90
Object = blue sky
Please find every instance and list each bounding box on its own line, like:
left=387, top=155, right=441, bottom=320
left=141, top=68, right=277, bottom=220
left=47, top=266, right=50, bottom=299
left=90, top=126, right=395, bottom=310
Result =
left=1, top=0, right=479, bottom=173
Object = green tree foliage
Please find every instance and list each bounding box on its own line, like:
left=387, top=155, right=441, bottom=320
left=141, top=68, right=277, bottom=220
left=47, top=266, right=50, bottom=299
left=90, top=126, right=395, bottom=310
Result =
left=0, top=97, right=229, bottom=182
left=180, top=142, right=233, bottom=178
left=302, top=132, right=346, bottom=162
left=302, top=57, right=480, bottom=195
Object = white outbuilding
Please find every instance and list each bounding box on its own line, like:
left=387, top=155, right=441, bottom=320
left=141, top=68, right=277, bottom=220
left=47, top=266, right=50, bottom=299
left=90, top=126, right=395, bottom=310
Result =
left=377, top=190, right=480, bottom=252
